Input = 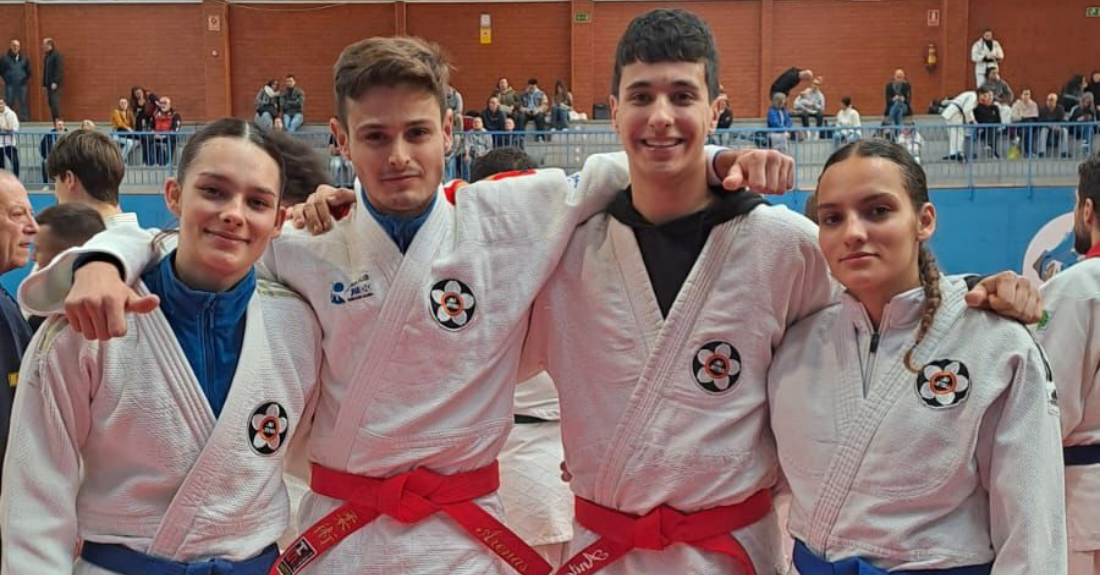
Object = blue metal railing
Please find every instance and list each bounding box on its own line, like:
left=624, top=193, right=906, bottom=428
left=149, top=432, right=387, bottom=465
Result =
left=3, top=121, right=1094, bottom=192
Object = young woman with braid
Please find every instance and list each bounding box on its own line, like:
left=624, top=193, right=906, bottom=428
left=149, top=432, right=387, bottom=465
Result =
left=767, top=139, right=1066, bottom=575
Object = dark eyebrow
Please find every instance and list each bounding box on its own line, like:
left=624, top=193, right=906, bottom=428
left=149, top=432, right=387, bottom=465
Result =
left=195, top=171, right=277, bottom=198
left=816, top=191, right=896, bottom=211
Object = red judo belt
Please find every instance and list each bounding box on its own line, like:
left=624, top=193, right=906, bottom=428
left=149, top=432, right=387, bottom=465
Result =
left=557, top=490, right=772, bottom=575
left=270, top=461, right=551, bottom=575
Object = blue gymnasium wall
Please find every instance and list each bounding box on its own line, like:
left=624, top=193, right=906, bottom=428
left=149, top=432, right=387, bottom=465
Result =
left=2, top=187, right=1078, bottom=296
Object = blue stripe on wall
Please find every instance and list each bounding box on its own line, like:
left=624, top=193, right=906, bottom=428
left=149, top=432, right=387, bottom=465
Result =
left=3, top=186, right=1078, bottom=296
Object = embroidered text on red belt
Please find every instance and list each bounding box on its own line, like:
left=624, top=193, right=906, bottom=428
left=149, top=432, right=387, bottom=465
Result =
left=269, top=461, right=551, bottom=575
left=557, top=490, right=772, bottom=575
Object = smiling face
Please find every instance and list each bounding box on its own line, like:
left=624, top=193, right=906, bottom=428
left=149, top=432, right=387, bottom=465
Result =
left=331, top=83, right=450, bottom=218
left=815, top=155, right=935, bottom=301
left=611, top=60, right=720, bottom=186
left=166, top=137, right=284, bottom=292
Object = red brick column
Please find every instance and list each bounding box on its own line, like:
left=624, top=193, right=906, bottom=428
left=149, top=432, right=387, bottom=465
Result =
left=203, top=0, right=232, bottom=119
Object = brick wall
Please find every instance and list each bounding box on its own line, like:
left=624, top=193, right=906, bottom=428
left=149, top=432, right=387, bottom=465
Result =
left=36, top=3, right=205, bottom=124
left=0, top=0, right=1093, bottom=122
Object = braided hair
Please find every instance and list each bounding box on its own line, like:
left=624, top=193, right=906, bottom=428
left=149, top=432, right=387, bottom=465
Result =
left=816, top=139, right=940, bottom=372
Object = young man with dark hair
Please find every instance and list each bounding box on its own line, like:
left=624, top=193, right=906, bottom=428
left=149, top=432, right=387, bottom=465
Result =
left=33, top=202, right=105, bottom=269
left=45, top=128, right=133, bottom=227
left=469, top=146, right=537, bottom=183
left=42, top=38, right=63, bottom=121
left=24, top=33, right=796, bottom=575
left=1037, top=155, right=1100, bottom=575
left=518, top=78, right=549, bottom=140
left=521, top=9, right=1043, bottom=575
left=281, top=74, right=306, bottom=132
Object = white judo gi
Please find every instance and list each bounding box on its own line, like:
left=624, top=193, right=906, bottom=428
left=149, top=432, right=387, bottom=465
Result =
left=1036, top=252, right=1100, bottom=575
left=522, top=201, right=835, bottom=575
left=768, top=278, right=1066, bottom=574
left=941, top=91, right=978, bottom=158
left=970, top=38, right=1004, bottom=89
left=19, top=160, right=635, bottom=575
left=499, top=373, right=573, bottom=569
left=3, top=279, right=322, bottom=575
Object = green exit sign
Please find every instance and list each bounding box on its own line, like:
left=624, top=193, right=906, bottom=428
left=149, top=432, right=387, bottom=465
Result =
left=575, top=12, right=591, bottom=23
left=1088, top=6, right=1100, bottom=16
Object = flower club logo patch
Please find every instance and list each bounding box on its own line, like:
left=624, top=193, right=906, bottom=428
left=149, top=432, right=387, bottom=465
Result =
left=249, top=402, right=289, bottom=455
left=692, top=341, right=742, bottom=393
left=430, top=279, right=476, bottom=331
left=916, top=359, right=970, bottom=409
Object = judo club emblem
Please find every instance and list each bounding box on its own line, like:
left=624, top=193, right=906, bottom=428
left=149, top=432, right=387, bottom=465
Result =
left=692, top=341, right=742, bottom=394
left=916, top=359, right=970, bottom=409
left=430, top=279, right=476, bottom=331
left=248, top=402, right=289, bottom=455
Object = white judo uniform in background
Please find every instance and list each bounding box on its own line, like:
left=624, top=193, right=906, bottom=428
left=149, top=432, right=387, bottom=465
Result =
left=1036, top=255, right=1100, bottom=575
left=523, top=202, right=835, bottom=575
left=499, top=373, right=573, bottom=568
left=3, top=280, right=322, bottom=575
left=769, top=278, right=1066, bottom=574
left=941, top=91, right=978, bottom=158
left=20, top=160, right=633, bottom=575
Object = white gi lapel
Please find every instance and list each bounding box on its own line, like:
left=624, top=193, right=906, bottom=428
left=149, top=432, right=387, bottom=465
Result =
left=592, top=219, right=742, bottom=502
left=803, top=285, right=966, bottom=551
left=143, top=292, right=272, bottom=558
left=328, top=192, right=452, bottom=464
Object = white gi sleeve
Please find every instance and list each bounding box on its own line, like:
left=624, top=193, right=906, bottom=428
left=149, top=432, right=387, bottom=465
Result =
left=1035, top=294, right=1100, bottom=438
left=18, top=225, right=161, bottom=315
left=781, top=214, right=838, bottom=326
left=970, top=41, right=985, bottom=65
left=975, top=340, right=1067, bottom=575
left=2, top=320, right=94, bottom=574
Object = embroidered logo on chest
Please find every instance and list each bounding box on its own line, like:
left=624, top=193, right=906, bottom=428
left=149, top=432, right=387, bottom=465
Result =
left=692, top=341, right=742, bottom=394
left=330, top=273, right=374, bottom=305
left=430, top=279, right=477, bottom=331
left=249, top=402, right=289, bottom=455
left=916, top=359, right=970, bottom=409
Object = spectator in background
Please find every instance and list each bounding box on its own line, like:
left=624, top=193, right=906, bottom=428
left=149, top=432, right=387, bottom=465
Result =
left=834, top=96, right=861, bottom=145
left=42, top=38, right=62, bottom=121
left=38, top=118, right=66, bottom=185
left=518, top=78, right=549, bottom=141
left=1087, top=70, right=1100, bottom=102
left=970, top=28, right=1004, bottom=88
left=151, top=96, right=181, bottom=166
left=80, top=119, right=95, bottom=131
left=445, top=85, right=464, bottom=133
left=793, top=76, right=825, bottom=135
left=326, top=120, right=353, bottom=188
left=1038, top=92, right=1068, bottom=158
left=769, top=66, right=813, bottom=100
left=482, top=96, right=508, bottom=146
left=500, top=116, right=524, bottom=150
left=254, top=78, right=280, bottom=130
left=973, top=88, right=1002, bottom=158
left=1010, top=88, right=1039, bottom=157
left=941, top=89, right=980, bottom=162
left=1069, top=92, right=1097, bottom=153
left=272, top=116, right=285, bottom=132
left=0, top=100, right=19, bottom=177
left=884, top=68, right=911, bottom=125
left=1062, top=75, right=1087, bottom=114
left=131, top=86, right=159, bottom=166
left=110, top=97, right=139, bottom=161
left=493, top=77, right=520, bottom=119
left=0, top=40, right=30, bottom=120
left=550, top=80, right=573, bottom=131
left=710, top=89, right=733, bottom=145
left=0, top=170, right=37, bottom=526
left=766, top=92, right=793, bottom=152
left=896, top=122, right=924, bottom=164
left=465, top=116, right=492, bottom=164
left=981, top=66, right=1014, bottom=124
left=280, top=74, right=305, bottom=133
